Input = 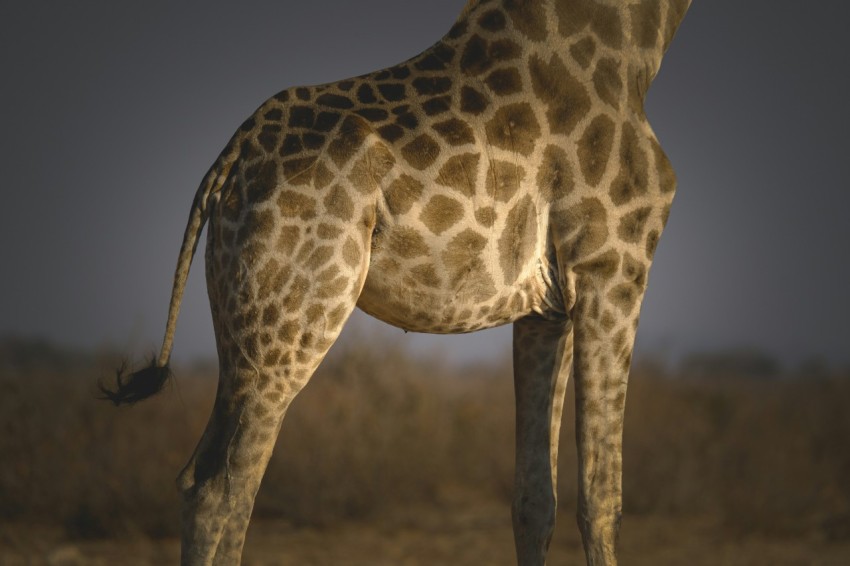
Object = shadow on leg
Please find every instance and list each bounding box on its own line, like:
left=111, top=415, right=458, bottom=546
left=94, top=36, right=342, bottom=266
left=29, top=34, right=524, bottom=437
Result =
left=512, top=315, right=573, bottom=566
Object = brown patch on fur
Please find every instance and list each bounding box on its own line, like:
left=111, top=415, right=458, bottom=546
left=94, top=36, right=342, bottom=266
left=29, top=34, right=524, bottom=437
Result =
left=401, top=134, right=441, bottom=170
left=537, top=145, right=574, bottom=201
left=503, top=0, right=547, bottom=41
left=484, top=102, right=541, bottom=156
left=420, top=195, right=464, bottom=235
left=277, top=191, right=317, bottom=221
left=443, top=229, right=497, bottom=301
left=436, top=153, right=480, bottom=198
left=411, top=263, right=442, bottom=288
left=529, top=53, right=591, bottom=136
left=570, top=37, right=597, bottom=70
left=342, top=236, right=361, bottom=268
left=327, top=116, right=369, bottom=168
left=555, top=0, right=622, bottom=48
left=460, top=86, right=489, bottom=115
left=485, top=67, right=524, bottom=96
left=486, top=160, right=526, bottom=202
left=498, top=195, right=538, bottom=284
left=475, top=206, right=497, bottom=227
left=386, top=227, right=430, bottom=259
left=593, top=58, right=623, bottom=110
left=617, top=206, right=653, bottom=244
left=555, top=197, right=608, bottom=263
left=323, top=185, right=354, bottom=221
left=609, top=122, right=650, bottom=205
left=650, top=136, right=677, bottom=194
left=385, top=174, right=425, bottom=215
left=577, top=114, right=616, bottom=186
left=432, top=118, right=476, bottom=146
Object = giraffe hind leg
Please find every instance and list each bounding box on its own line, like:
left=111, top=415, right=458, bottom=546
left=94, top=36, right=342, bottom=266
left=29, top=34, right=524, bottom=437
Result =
left=176, top=292, right=363, bottom=565
left=177, top=352, right=339, bottom=566
left=177, top=196, right=372, bottom=564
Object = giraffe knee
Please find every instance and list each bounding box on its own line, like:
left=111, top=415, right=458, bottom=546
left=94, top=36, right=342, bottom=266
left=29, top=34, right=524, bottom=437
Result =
left=577, top=508, right=622, bottom=551
left=177, top=433, right=231, bottom=500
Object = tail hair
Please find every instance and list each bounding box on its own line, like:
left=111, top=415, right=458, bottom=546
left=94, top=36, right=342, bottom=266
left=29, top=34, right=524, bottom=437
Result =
left=98, top=357, right=173, bottom=406
left=97, top=130, right=242, bottom=407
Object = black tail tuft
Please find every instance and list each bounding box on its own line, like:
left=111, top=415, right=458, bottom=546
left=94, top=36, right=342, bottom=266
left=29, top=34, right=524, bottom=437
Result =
left=97, top=357, right=172, bottom=406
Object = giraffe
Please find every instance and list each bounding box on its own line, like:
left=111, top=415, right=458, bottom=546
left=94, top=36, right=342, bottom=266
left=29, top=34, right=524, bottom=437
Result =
left=101, top=0, right=690, bottom=564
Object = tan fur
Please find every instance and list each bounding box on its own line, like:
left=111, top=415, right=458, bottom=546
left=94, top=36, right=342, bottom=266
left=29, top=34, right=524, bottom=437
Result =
left=107, top=1, right=690, bottom=564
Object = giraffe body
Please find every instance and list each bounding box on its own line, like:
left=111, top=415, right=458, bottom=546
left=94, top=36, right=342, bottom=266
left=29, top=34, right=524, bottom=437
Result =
left=103, top=1, right=690, bottom=564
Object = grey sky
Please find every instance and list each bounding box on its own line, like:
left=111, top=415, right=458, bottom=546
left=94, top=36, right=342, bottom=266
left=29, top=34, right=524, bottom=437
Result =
left=1, top=1, right=848, bottom=367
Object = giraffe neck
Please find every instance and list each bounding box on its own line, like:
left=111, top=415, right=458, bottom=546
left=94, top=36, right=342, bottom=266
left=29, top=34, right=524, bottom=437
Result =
left=450, top=0, right=690, bottom=109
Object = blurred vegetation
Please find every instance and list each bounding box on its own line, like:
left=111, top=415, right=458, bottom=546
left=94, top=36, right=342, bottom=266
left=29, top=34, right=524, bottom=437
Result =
left=1, top=336, right=848, bottom=543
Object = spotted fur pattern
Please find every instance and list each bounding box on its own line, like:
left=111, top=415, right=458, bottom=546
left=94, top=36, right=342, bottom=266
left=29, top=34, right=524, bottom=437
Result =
left=105, top=1, right=690, bottom=564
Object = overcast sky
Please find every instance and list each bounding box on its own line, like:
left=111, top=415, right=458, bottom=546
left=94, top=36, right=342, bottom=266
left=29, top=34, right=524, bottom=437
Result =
left=1, top=1, right=848, bottom=368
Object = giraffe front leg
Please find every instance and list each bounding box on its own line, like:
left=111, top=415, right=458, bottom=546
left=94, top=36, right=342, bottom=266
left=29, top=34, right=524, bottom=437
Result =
left=511, top=315, right=572, bottom=566
left=572, top=271, right=646, bottom=566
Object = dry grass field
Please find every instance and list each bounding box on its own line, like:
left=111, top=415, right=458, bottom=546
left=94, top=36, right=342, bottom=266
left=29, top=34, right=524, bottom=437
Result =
left=1, top=336, right=849, bottom=564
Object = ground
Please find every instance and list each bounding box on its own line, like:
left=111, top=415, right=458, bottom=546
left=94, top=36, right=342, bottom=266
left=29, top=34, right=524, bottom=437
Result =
left=4, top=497, right=849, bottom=566
left=3, top=343, right=849, bottom=565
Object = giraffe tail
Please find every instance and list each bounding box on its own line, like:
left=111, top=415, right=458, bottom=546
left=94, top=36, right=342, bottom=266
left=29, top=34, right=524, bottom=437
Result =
left=98, top=133, right=243, bottom=405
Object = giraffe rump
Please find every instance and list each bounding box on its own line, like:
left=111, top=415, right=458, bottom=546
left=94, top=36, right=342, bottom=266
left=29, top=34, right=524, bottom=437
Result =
left=98, top=358, right=173, bottom=405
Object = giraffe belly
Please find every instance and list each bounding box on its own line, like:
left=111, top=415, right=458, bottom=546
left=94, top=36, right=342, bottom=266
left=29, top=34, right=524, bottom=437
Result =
left=357, top=276, right=535, bottom=334
left=356, top=226, right=563, bottom=334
